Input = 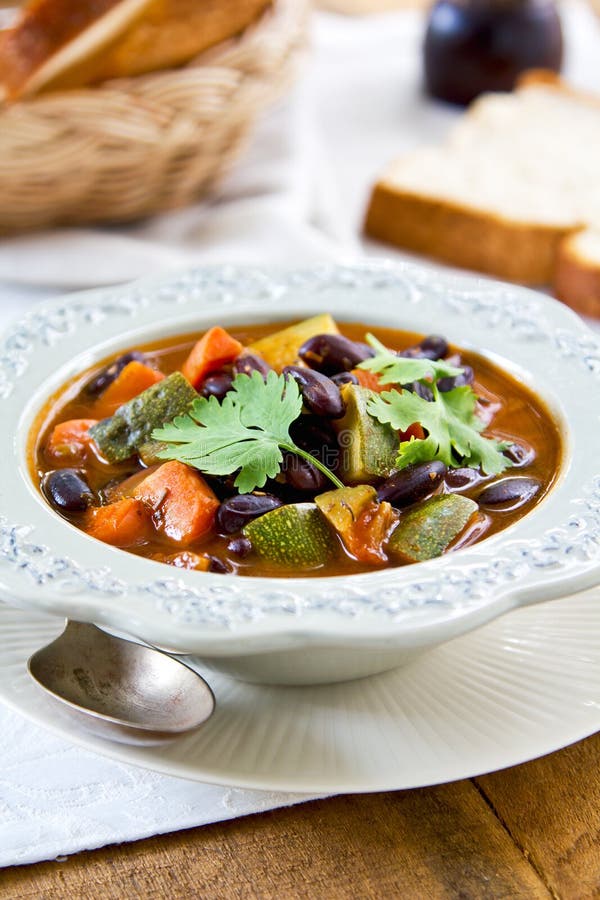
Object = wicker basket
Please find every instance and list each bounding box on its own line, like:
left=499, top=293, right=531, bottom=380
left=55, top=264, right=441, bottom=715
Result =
left=0, top=0, right=308, bottom=233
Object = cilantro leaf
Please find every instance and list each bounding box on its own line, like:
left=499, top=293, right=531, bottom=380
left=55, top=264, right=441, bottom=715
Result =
left=152, top=370, right=343, bottom=493
left=368, top=384, right=511, bottom=476
left=358, top=334, right=463, bottom=386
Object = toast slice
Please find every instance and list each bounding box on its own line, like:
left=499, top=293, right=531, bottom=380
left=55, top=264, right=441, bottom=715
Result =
left=555, top=229, right=600, bottom=318
left=365, top=73, right=600, bottom=314
left=0, top=0, right=271, bottom=99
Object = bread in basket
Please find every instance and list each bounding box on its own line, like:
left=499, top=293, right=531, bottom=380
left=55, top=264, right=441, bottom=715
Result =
left=0, top=0, right=308, bottom=232
left=0, top=0, right=274, bottom=99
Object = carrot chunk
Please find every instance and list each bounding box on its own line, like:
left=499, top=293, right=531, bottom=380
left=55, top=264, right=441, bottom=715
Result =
left=181, top=327, right=243, bottom=388
left=352, top=368, right=388, bottom=394
left=400, top=423, right=426, bottom=442
left=344, top=502, right=396, bottom=566
left=132, top=460, right=219, bottom=546
left=95, top=361, right=164, bottom=415
left=85, top=498, right=151, bottom=548
left=46, top=419, right=99, bottom=463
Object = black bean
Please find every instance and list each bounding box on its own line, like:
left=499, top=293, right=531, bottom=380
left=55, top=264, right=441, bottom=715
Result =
left=437, top=366, right=474, bottom=393
left=283, top=366, right=344, bottom=419
left=399, top=335, right=448, bottom=360
left=208, top=556, right=230, bottom=574
left=202, top=474, right=238, bottom=502
left=289, top=417, right=340, bottom=470
left=445, top=467, right=483, bottom=490
left=331, top=371, right=359, bottom=387
left=376, top=462, right=446, bottom=507
left=405, top=381, right=434, bottom=402
left=503, top=442, right=535, bottom=467
left=85, top=351, right=146, bottom=397
left=419, top=335, right=449, bottom=359
left=200, top=372, right=234, bottom=401
left=227, top=536, right=253, bottom=558
left=281, top=451, right=329, bottom=493
left=299, top=334, right=374, bottom=375
left=44, top=469, right=94, bottom=512
left=233, top=353, right=272, bottom=379
left=215, top=493, right=283, bottom=535
left=478, top=477, right=540, bottom=508
left=261, top=478, right=306, bottom=504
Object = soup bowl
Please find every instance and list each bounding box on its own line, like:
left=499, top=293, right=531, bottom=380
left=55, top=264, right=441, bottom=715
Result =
left=1, top=262, right=599, bottom=684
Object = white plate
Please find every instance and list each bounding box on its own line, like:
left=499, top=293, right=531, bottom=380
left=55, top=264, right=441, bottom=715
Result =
left=2, top=262, right=600, bottom=684
left=2, top=587, right=600, bottom=793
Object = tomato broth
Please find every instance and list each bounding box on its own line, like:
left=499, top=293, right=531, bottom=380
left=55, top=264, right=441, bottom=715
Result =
left=30, top=320, right=562, bottom=578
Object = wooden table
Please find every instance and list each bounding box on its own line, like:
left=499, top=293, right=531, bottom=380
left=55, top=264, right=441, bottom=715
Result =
left=3, top=729, right=599, bottom=899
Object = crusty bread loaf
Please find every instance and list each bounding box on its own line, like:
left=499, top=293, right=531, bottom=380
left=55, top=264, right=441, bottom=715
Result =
left=555, top=229, right=600, bottom=318
left=0, top=0, right=271, bottom=99
left=0, top=0, right=153, bottom=99
left=365, top=73, right=600, bottom=315
left=366, top=187, right=571, bottom=284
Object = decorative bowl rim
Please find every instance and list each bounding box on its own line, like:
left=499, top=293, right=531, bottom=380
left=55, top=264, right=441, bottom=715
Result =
left=1, top=260, right=599, bottom=652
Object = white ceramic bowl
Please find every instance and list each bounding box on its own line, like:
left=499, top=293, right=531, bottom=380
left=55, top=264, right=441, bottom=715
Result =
left=1, top=262, right=599, bottom=685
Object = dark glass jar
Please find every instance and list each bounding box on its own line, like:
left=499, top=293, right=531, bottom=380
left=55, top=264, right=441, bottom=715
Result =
left=424, top=0, right=563, bottom=106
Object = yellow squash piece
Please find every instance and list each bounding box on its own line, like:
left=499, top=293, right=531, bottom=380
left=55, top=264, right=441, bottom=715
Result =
left=315, top=485, right=396, bottom=565
left=315, top=485, right=378, bottom=535
left=247, top=314, right=339, bottom=371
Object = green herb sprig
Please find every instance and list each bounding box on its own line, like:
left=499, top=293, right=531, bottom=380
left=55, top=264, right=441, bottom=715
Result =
left=358, top=334, right=463, bottom=386
left=152, top=370, right=344, bottom=493
left=360, top=334, right=511, bottom=476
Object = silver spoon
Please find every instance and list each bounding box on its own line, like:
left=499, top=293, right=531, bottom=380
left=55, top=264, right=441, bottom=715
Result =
left=28, top=621, right=215, bottom=745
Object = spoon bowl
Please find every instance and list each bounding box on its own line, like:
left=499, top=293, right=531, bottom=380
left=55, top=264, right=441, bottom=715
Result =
left=28, top=621, right=215, bottom=745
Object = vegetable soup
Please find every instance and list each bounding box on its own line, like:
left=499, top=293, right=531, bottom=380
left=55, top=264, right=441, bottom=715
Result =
left=30, top=317, right=562, bottom=577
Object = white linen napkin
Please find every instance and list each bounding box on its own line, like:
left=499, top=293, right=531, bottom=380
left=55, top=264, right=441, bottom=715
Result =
left=0, top=706, right=315, bottom=868
left=1, top=0, right=599, bottom=868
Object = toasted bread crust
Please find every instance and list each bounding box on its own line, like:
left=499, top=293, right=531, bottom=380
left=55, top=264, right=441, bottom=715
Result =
left=365, top=72, right=600, bottom=316
left=0, top=0, right=271, bottom=98
left=46, top=0, right=272, bottom=89
left=554, top=233, right=600, bottom=318
left=0, top=0, right=150, bottom=98
left=0, top=0, right=119, bottom=94
left=364, top=183, right=570, bottom=284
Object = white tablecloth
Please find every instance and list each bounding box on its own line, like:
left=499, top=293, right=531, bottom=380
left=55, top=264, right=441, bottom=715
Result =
left=1, top=1, right=599, bottom=868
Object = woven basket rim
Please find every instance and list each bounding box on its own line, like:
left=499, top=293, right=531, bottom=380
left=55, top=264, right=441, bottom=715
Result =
left=0, top=0, right=309, bottom=232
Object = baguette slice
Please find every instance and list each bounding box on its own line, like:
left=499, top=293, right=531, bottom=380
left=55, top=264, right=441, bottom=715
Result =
left=555, top=229, right=600, bottom=318
left=365, top=73, right=600, bottom=310
left=0, top=0, right=271, bottom=99
left=0, top=0, right=154, bottom=99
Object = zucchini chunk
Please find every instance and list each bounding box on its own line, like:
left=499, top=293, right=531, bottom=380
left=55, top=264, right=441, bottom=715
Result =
left=138, top=439, right=170, bottom=468
left=90, top=372, right=198, bottom=463
left=248, top=314, right=339, bottom=370
left=243, top=502, right=334, bottom=568
left=333, top=384, right=399, bottom=484
left=387, top=494, right=478, bottom=563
